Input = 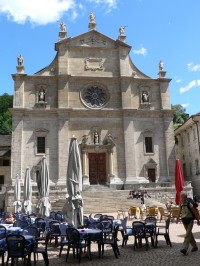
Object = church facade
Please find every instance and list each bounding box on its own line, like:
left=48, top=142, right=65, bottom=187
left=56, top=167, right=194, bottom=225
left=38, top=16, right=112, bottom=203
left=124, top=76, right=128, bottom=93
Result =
left=10, top=15, right=175, bottom=190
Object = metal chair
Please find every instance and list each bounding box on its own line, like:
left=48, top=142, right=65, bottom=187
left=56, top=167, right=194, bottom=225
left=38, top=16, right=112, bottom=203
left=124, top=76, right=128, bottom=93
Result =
left=6, top=234, right=32, bottom=266
left=94, top=213, right=102, bottom=219
left=158, top=207, right=170, bottom=222
left=101, top=225, right=120, bottom=258
left=0, top=226, right=6, bottom=266
left=128, top=207, right=138, bottom=220
left=170, top=207, right=180, bottom=221
left=0, top=225, right=6, bottom=239
left=49, top=220, right=61, bottom=246
left=155, top=217, right=172, bottom=247
left=32, top=231, right=51, bottom=265
left=119, top=217, right=133, bottom=247
left=66, top=227, right=91, bottom=263
left=132, top=221, right=154, bottom=250
left=49, top=211, right=56, bottom=220
left=55, top=211, right=64, bottom=222
left=34, top=218, right=46, bottom=237
left=13, top=220, right=29, bottom=229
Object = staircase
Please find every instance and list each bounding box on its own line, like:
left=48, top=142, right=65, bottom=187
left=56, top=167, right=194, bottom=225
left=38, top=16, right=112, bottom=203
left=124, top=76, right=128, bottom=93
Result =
left=52, top=185, right=167, bottom=213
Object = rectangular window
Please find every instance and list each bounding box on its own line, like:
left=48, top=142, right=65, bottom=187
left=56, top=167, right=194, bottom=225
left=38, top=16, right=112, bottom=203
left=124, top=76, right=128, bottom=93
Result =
left=3, top=159, right=10, bottom=166
left=0, top=175, right=4, bottom=184
left=145, top=137, right=153, bottom=153
left=37, top=137, right=45, bottom=154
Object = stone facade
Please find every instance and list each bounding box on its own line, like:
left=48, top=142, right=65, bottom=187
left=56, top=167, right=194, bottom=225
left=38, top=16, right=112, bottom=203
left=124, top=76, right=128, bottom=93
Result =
left=175, top=113, right=200, bottom=196
left=0, top=135, right=11, bottom=185
left=10, top=17, right=175, bottom=192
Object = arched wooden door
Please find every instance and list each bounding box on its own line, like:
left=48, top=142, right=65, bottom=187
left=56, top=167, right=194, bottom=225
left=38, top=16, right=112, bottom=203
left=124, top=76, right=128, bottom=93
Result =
left=89, top=153, right=106, bottom=185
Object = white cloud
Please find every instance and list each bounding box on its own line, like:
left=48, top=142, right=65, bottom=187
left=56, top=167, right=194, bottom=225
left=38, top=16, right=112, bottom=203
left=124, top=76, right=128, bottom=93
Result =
left=181, top=103, right=189, bottom=108
left=187, top=62, right=200, bottom=72
left=0, top=0, right=118, bottom=24
left=175, top=78, right=182, bottom=83
left=180, top=80, right=200, bottom=93
left=0, top=0, right=77, bottom=25
left=88, top=0, right=117, bottom=12
left=133, top=47, right=147, bottom=56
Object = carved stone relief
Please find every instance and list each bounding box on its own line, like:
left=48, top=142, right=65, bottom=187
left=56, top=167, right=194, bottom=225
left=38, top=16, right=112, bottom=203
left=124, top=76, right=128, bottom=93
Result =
left=80, top=36, right=107, bottom=46
left=84, top=57, right=104, bottom=71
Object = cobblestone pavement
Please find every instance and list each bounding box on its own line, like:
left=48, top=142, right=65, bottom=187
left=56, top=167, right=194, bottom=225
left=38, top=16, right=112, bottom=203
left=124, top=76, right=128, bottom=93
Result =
left=7, top=216, right=200, bottom=266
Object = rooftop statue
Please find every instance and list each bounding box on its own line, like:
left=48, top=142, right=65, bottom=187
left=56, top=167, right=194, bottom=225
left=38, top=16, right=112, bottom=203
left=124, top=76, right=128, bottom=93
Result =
left=17, top=54, right=23, bottom=66
left=119, top=26, right=126, bottom=36
left=159, top=60, right=164, bottom=71
left=89, top=12, right=95, bottom=23
left=60, top=22, right=66, bottom=32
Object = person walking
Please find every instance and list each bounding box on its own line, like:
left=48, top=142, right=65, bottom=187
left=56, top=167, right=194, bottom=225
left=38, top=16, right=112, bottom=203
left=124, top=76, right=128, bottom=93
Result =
left=176, top=191, right=200, bottom=255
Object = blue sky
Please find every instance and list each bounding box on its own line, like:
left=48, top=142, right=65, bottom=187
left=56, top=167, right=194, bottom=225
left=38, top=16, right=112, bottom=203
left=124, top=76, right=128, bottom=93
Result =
left=0, top=0, right=200, bottom=115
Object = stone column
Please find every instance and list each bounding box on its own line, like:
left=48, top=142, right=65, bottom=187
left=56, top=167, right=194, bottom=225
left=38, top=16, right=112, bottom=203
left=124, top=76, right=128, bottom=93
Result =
left=163, top=114, right=176, bottom=179
left=11, top=113, right=23, bottom=184
left=123, top=116, right=137, bottom=185
left=108, top=149, right=115, bottom=184
left=57, top=112, right=69, bottom=185
left=82, top=150, right=90, bottom=186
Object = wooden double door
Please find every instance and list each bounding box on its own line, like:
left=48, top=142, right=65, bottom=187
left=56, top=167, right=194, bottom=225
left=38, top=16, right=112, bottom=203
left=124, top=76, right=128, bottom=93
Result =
left=148, top=168, right=156, bottom=182
left=89, top=153, right=106, bottom=185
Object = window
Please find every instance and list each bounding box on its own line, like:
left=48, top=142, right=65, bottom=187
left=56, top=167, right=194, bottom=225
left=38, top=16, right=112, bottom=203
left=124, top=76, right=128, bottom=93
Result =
left=195, top=160, right=199, bottom=175
left=142, top=130, right=154, bottom=154
left=0, top=159, right=10, bottom=166
left=145, top=137, right=153, bottom=153
left=35, top=128, right=48, bottom=155
left=0, top=175, right=4, bottom=184
left=3, top=159, right=10, bottom=166
left=37, top=137, right=45, bottom=154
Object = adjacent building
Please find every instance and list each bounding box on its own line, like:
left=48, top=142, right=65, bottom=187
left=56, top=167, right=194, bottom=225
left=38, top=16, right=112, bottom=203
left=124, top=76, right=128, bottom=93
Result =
left=175, top=113, right=200, bottom=196
left=0, top=135, right=11, bottom=185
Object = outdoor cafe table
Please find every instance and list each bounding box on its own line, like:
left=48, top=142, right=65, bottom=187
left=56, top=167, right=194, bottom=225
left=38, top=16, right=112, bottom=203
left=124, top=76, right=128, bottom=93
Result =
left=0, top=234, right=36, bottom=250
left=1, top=224, right=24, bottom=235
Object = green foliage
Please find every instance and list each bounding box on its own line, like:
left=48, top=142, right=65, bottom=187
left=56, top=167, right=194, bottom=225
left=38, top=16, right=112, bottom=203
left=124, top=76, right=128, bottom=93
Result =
left=172, top=104, right=188, bottom=130
left=0, top=93, right=13, bottom=135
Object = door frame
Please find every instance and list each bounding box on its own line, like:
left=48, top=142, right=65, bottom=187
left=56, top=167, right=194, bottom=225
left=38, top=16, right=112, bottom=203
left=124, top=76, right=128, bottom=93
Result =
left=88, top=152, right=107, bottom=185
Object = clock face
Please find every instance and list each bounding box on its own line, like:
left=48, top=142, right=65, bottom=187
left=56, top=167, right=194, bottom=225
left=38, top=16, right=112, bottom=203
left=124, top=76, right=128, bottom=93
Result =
left=80, top=84, right=109, bottom=109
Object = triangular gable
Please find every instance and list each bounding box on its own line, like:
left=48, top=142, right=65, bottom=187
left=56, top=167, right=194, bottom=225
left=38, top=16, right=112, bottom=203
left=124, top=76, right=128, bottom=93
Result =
left=55, top=30, right=131, bottom=51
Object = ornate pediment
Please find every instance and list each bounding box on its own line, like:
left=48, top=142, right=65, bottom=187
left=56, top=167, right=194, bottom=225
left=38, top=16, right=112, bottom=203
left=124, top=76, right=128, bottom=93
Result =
left=67, top=30, right=123, bottom=49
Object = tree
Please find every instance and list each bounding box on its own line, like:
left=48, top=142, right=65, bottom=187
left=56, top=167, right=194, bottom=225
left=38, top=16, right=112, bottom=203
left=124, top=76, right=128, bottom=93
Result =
left=172, top=104, right=188, bottom=129
left=0, top=93, right=13, bottom=135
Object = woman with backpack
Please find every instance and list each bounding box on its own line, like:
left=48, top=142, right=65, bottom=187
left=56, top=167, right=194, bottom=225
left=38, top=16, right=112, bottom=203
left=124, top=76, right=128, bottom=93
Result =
left=176, top=191, right=200, bottom=255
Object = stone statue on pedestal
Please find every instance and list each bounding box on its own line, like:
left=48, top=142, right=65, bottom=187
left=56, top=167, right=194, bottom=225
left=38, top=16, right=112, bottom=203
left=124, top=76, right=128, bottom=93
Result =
left=17, top=54, right=23, bottom=66
left=159, top=60, right=164, bottom=71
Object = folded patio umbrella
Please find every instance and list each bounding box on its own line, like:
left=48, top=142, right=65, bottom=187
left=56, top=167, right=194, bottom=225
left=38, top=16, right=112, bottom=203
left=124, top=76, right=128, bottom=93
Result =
left=13, top=174, right=22, bottom=213
left=62, top=137, right=83, bottom=228
left=24, top=167, right=32, bottom=214
left=36, top=156, right=51, bottom=217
